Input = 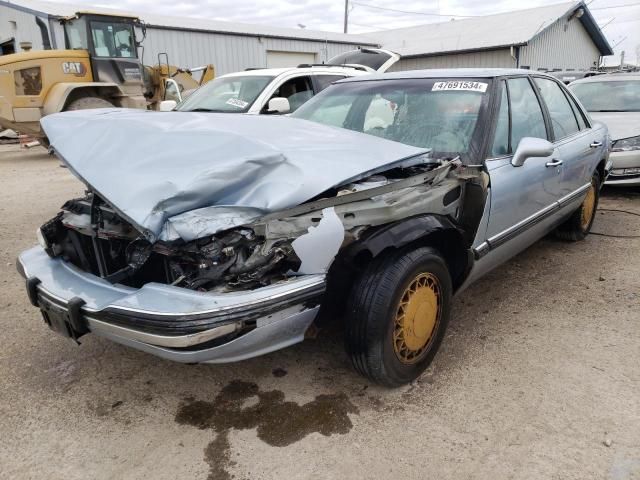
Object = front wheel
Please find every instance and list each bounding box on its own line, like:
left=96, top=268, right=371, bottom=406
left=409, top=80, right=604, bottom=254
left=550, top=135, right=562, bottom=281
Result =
left=555, top=171, right=600, bottom=242
left=345, top=247, right=452, bottom=387
left=64, top=96, right=114, bottom=111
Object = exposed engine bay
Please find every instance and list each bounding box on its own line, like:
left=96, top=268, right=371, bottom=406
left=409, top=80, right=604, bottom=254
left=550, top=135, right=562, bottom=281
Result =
left=39, top=158, right=478, bottom=292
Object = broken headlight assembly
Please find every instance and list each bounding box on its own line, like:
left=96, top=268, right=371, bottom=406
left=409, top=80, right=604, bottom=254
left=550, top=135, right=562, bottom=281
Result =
left=612, top=135, right=640, bottom=152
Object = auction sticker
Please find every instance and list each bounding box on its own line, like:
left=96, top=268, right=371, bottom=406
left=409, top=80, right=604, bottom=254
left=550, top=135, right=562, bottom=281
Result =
left=225, top=98, right=249, bottom=108
left=432, top=81, right=488, bottom=93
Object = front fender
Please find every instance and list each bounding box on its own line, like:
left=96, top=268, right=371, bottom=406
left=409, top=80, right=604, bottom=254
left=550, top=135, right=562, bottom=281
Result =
left=346, top=214, right=472, bottom=290
left=349, top=214, right=464, bottom=258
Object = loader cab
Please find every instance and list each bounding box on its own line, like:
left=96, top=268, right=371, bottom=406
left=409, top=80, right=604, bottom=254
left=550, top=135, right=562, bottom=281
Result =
left=62, top=13, right=144, bottom=92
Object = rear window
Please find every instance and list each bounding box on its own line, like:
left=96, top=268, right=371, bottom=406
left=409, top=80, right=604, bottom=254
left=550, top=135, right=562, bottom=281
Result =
left=570, top=80, right=640, bottom=112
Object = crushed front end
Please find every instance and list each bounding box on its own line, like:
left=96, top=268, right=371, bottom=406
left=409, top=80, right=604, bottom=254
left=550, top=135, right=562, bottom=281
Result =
left=18, top=148, right=476, bottom=363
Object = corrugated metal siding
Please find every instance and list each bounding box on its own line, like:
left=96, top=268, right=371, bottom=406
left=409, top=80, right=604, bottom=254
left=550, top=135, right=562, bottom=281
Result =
left=0, top=4, right=48, bottom=51
left=389, top=49, right=515, bottom=72
left=137, top=27, right=363, bottom=74
left=1, top=3, right=365, bottom=74
left=519, top=16, right=600, bottom=70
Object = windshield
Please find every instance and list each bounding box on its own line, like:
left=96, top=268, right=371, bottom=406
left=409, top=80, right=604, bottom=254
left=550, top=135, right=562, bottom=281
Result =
left=177, top=75, right=274, bottom=113
left=90, top=21, right=136, bottom=58
left=292, top=78, right=489, bottom=157
left=570, top=80, right=640, bottom=112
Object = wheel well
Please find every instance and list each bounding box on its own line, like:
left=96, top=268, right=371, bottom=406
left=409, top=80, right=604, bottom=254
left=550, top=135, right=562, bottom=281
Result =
left=374, top=229, right=470, bottom=292
left=62, top=86, right=121, bottom=110
left=596, top=159, right=607, bottom=186
left=317, top=220, right=471, bottom=324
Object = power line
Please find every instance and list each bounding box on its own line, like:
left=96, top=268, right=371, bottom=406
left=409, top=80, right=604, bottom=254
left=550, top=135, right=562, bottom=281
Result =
left=351, top=1, right=478, bottom=18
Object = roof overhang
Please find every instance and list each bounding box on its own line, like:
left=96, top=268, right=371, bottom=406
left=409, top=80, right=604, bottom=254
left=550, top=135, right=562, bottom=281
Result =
left=401, top=44, right=524, bottom=60
left=60, top=11, right=141, bottom=21
left=573, top=2, right=614, bottom=56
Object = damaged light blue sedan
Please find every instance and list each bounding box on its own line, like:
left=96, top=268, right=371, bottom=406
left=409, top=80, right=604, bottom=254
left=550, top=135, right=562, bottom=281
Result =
left=18, top=69, right=611, bottom=386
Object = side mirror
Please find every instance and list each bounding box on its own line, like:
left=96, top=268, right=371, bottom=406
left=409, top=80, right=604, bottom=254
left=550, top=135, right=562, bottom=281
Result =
left=267, top=97, right=291, bottom=114
left=511, top=137, right=554, bottom=167
left=159, top=100, right=177, bottom=112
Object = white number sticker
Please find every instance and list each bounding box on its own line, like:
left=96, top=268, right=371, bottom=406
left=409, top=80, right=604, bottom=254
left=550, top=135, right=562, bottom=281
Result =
left=432, top=81, right=488, bottom=93
left=225, top=98, right=249, bottom=108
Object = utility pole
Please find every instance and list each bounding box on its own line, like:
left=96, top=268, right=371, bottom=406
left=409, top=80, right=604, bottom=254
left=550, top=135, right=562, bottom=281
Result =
left=343, top=0, right=349, bottom=33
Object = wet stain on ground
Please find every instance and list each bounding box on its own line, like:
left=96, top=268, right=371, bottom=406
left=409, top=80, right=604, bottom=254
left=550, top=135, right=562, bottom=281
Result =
left=271, top=368, right=287, bottom=378
left=175, top=380, right=358, bottom=480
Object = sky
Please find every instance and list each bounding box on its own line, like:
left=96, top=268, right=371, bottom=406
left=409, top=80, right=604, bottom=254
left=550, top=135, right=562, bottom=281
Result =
left=49, top=0, right=640, bottom=65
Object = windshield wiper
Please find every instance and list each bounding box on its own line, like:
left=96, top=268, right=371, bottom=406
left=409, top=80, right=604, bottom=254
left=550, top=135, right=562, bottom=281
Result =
left=182, top=108, right=224, bottom=113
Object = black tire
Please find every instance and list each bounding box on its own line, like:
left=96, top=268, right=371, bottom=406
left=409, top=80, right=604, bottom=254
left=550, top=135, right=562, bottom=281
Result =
left=555, top=171, right=600, bottom=242
left=345, top=246, right=452, bottom=387
left=64, top=96, right=114, bottom=111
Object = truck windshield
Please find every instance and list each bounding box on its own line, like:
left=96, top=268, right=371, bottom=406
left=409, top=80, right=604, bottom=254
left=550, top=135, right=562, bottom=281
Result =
left=177, top=75, right=274, bottom=113
left=570, top=80, right=640, bottom=112
left=292, top=78, right=489, bottom=156
left=90, top=21, right=136, bottom=58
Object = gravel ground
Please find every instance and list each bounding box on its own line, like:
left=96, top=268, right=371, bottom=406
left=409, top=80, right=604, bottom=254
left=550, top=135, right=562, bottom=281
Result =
left=0, top=144, right=638, bottom=480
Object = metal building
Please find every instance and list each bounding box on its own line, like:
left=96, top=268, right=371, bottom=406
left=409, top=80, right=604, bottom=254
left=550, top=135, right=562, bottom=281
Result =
left=0, top=0, right=377, bottom=75
left=375, top=1, right=613, bottom=72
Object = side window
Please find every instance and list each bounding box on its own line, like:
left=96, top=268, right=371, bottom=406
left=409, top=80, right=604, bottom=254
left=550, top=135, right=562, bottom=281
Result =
left=566, top=93, right=588, bottom=130
left=533, top=77, right=580, bottom=139
left=507, top=77, right=547, bottom=149
left=491, top=81, right=509, bottom=156
left=269, top=76, right=313, bottom=112
left=315, top=75, right=346, bottom=92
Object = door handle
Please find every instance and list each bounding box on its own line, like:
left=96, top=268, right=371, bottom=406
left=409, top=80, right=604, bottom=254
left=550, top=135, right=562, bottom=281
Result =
left=590, top=141, right=603, bottom=148
left=545, top=159, right=563, bottom=167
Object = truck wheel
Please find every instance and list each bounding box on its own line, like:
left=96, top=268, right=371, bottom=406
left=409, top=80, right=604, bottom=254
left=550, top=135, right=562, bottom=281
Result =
left=345, top=246, right=452, bottom=387
left=64, top=97, right=114, bottom=111
left=555, top=171, right=600, bottom=242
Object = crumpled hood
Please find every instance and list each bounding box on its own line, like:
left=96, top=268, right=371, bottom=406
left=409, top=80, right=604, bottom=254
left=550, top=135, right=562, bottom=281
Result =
left=41, top=109, right=427, bottom=242
left=589, top=112, right=640, bottom=140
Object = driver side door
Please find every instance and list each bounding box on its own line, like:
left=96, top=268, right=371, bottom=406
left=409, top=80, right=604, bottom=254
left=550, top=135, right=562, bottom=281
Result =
left=470, top=76, right=564, bottom=278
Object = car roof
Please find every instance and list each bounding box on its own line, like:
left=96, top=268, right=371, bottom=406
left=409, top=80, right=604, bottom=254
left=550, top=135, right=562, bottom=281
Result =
left=570, top=72, right=640, bottom=84
left=221, top=66, right=365, bottom=78
left=339, top=68, right=553, bottom=83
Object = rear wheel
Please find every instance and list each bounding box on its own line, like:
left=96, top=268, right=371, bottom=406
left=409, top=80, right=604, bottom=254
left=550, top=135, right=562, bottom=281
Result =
left=345, top=247, right=452, bottom=387
left=64, top=96, right=114, bottom=111
left=555, top=171, right=600, bottom=241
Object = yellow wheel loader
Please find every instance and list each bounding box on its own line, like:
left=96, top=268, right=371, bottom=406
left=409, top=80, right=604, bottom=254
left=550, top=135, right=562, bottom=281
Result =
left=0, top=11, right=214, bottom=138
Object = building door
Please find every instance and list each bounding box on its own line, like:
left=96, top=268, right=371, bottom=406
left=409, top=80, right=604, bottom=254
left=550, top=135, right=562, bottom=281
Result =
left=266, top=51, right=316, bottom=68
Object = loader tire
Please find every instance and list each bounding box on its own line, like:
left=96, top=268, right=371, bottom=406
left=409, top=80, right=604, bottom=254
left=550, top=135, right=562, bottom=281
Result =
left=64, top=97, right=114, bottom=111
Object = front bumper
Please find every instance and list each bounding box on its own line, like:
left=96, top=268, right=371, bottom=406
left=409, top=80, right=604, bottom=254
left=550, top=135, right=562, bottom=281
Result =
left=606, top=150, right=640, bottom=186
left=17, top=246, right=325, bottom=363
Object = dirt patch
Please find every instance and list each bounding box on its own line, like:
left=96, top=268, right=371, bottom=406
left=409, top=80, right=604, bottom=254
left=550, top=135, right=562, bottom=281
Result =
left=176, top=380, right=358, bottom=479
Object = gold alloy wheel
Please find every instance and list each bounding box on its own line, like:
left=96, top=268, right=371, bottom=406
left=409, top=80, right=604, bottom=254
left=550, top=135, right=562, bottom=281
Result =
left=393, top=272, right=442, bottom=364
left=580, top=179, right=597, bottom=230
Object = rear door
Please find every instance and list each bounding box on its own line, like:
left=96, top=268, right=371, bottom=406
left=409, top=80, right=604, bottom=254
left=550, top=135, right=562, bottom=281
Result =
left=327, top=48, right=400, bottom=72
left=312, top=74, right=348, bottom=93
left=532, top=76, right=596, bottom=196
